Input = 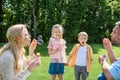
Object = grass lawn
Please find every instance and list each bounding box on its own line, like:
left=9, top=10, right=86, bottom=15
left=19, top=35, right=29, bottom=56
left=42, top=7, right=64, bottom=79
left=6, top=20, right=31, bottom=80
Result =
left=0, top=43, right=120, bottom=80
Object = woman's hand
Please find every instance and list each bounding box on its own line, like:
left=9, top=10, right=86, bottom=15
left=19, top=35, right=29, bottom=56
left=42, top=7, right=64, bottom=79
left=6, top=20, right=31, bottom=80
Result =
left=29, top=39, right=37, bottom=55
left=27, top=59, right=40, bottom=71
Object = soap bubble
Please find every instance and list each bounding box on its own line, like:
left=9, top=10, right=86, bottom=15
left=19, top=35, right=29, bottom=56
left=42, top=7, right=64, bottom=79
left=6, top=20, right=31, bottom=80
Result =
left=37, top=35, right=43, bottom=45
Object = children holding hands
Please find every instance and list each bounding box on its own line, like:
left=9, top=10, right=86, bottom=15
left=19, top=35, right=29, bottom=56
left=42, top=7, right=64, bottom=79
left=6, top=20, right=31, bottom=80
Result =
left=1, top=23, right=112, bottom=80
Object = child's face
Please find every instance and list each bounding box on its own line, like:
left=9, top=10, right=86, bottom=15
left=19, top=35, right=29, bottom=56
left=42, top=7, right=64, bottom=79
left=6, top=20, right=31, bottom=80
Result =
left=78, top=34, right=88, bottom=45
left=53, top=28, right=62, bottom=39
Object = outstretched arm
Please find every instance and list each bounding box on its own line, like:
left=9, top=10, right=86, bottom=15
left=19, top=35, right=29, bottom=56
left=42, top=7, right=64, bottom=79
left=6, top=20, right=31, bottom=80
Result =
left=103, top=38, right=117, bottom=63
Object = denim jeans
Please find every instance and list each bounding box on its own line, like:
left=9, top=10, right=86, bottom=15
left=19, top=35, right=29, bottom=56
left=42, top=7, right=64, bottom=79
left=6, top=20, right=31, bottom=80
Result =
left=74, top=65, right=89, bottom=80
left=97, top=72, right=107, bottom=80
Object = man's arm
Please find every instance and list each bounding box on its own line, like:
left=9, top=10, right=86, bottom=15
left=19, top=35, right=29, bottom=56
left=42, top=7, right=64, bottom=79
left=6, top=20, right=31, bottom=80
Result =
left=102, top=60, right=114, bottom=80
left=106, top=48, right=117, bottom=63
left=103, top=38, right=117, bottom=63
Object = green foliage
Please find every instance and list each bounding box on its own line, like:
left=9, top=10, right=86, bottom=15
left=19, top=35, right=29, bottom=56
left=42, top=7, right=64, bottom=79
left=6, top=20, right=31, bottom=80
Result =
left=0, top=0, right=3, bottom=23
left=1, top=0, right=120, bottom=43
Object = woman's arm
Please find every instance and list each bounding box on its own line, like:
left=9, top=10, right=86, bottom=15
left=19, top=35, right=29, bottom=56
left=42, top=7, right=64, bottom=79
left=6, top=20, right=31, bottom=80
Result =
left=14, top=59, right=40, bottom=80
left=28, top=39, right=37, bottom=63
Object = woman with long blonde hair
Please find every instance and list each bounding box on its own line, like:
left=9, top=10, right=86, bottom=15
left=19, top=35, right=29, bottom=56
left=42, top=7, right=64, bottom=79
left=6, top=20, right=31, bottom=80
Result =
left=0, top=24, right=40, bottom=80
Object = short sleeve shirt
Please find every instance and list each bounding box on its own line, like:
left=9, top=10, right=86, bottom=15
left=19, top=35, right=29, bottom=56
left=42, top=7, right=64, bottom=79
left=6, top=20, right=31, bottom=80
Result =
left=109, top=59, right=120, bottom=80
left=75, top=46, right=87, bottom=66
left=47, top=37, right=67, bottom=63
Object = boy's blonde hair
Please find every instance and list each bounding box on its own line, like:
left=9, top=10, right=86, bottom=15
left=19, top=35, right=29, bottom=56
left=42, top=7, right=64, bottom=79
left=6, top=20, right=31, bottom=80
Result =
left=0, top=24, right=26, bottom=75
left=51, top=24, right=63, bottom=39
left=78, top=32, right=88, bottom=39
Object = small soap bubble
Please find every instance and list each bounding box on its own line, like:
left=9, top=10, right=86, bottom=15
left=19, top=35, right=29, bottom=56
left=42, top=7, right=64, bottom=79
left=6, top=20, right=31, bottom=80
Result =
left=37, top=35, right=43, bottom=45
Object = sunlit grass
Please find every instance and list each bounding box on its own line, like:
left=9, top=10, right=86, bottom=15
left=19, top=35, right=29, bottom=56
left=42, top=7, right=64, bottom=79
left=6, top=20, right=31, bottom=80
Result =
left=27, top=43, right=120, bottom=80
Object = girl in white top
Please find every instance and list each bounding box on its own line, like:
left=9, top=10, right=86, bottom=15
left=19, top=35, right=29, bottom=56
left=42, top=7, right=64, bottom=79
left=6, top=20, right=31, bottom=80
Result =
left=47, top=24, right=67, bottom=80
left=0, top=24, right=40, bottom=80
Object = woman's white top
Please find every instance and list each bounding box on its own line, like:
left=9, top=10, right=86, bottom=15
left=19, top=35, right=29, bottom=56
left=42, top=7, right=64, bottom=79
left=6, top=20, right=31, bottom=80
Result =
left=0, top=50, right=30, bottom=80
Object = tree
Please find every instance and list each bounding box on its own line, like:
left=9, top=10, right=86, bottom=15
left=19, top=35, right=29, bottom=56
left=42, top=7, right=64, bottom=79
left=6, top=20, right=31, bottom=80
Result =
left=0, top=0, right=3, bottom=24
left=1, top=0, right=120, bottom=43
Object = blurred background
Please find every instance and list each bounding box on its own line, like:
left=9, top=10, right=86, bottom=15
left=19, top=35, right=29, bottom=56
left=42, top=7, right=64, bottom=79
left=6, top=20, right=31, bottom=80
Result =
left=0, top=0, right=120, bottom=43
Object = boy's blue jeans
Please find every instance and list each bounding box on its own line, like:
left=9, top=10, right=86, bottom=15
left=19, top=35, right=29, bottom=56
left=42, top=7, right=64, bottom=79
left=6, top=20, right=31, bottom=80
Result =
left=74, top=65, right=88, bottom=80
left=97, top=72, right=107, bottom=80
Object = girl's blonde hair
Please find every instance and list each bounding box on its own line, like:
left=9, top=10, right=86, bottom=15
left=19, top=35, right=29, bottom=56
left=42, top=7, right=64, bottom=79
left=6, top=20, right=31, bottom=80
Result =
left=78, top=32, right=88, bottom=39
left=51, top=24, right=63, bottom=39
left=0, top=24, right=26, bottom=75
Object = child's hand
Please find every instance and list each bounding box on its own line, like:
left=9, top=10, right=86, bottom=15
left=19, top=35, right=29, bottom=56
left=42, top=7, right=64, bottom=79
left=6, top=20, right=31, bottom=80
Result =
left=55, top=44, right=62, bottom=51
left=64, top=63, right=69, bottom=66
left=56, top=47, right=61, bottom=51
left=64, top=61, right=69, bottom=66
left=29, top=39, right=37, bottom=55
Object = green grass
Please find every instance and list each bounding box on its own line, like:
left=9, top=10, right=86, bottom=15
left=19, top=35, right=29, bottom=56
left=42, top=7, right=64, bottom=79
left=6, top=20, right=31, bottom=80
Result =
left=0, top=43, right=120, bottom=80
